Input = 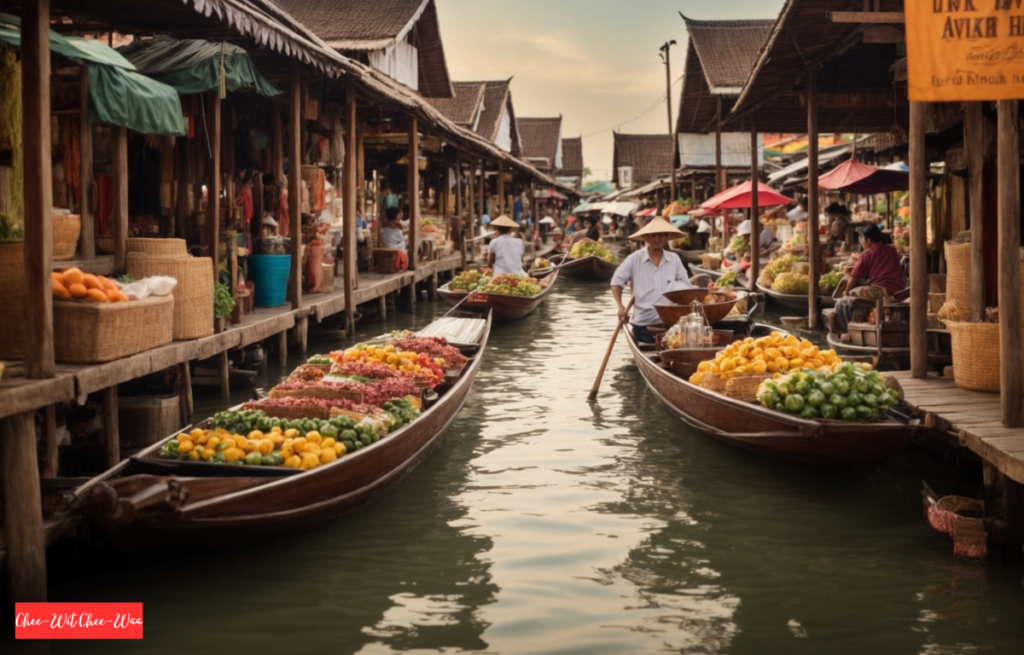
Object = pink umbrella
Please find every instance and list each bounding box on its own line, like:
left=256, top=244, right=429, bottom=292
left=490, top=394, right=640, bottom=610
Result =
left=635, top=207, right=658, bottom=217
left=700, top=180, right=793, bottom=211
left=818, top=159, right=908, bottom=194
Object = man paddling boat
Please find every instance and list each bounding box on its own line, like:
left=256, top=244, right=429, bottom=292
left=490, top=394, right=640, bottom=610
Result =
left=611, top=217, right=693, bottom=344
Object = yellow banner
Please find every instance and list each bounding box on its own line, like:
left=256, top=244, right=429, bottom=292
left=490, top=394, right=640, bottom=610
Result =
left=906, top=1, right=1024, bottom=101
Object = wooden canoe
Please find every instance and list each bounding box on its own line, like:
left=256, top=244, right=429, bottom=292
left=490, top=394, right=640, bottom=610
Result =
left=78, top=313, right=493, bottom=551
left=438, top=269, right=559, bottom=321
left=756, top=283, right=837, bottom=309
left=627, top=329, right=915, bottom=470
left=547, top=253, right=620, bottom=280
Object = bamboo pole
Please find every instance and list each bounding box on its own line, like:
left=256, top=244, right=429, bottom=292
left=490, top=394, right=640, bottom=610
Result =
left=78, top=64, right=94, bottom=259
left=1, top=411, right=47, bottom=602
left=408, top=117, right=420, bottom=272
left=964, top=102, right=987, bottom=323
left=749, top=123, right=760, bottom=291
left=207, top=93, right=220, bottom=280
left=288, top=62, right=302, bottom=310
left=468, top=157, right=476, bottom=262
left=806, top=67, right=820, bottom=328
left=714, top=97, right=722, bottom=244
left=113, top=126, right=128, bottom=272
left=23, top=0, right=54, bottom=379
left=498, top=160, right=505, bottom=216
left=343, top=85, right=358, bottom=336
left=997, top=99, right=1022, bottom=426
left=909, top=100, right=928, bottom=378
left=456, top=152, right=466, bottom=269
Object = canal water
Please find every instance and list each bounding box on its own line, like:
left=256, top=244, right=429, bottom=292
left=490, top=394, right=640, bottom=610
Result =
left=42, top=281, right=1024, bottom=654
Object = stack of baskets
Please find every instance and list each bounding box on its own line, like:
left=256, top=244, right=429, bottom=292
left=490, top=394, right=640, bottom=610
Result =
left=944, top=242, right=972, bottom=314
left=52, top=213, right=81, bottom=261
left=53, top=295, right=174, bottom=363
left=125, top=238, right=213, bottom=340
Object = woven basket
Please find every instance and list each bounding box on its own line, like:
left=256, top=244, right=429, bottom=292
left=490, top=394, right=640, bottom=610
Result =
left=0, top=241, right=25, bottom=359
left=927, top=495, right=984, bottom=535
left=952, top=516, right=988, bottom=562
left=946, top=322, right=1024, bottom=392
left=52, top=295, right=174, bottom=363
left=700, top=254, right=723, bottom=270
left=701, top=373, right=728, bottom=392
left=127, top=237, right=187, bottom=258
left=52, top=213, right=80, bottom=261
left=97, top=237, right=114, bottom=254
left=944, top=242, right=972, bottom=314
left=317, top=262, right=335, bottom=293
left=126, top=252, right=214, bottom=340
left=725, top=374, right=771, bottom=403
left=928, top=292, right=946, bottom=314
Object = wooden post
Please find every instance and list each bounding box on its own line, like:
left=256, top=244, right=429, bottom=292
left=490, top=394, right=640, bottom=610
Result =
left=478, top=159, right=486, bottom=231
left=207, top=93, right=221, bottom=281
left=22, top=0, right=54, bottom=379
left=343, top=86, right=358, bottom=336
left=498, top=160, right=505, bottom=216
left=964, top=103, right=987, bottom=323
left=112, top=126, right=129, bottom=272
left=1, top=411, right=47, bottom=602
left=228, top=240, right=239, bottom=325
left=715, top=98, right=723, bottom=194
left=408, top=117, right=420, bottom=271
left=271, top=102, right=283, bottom=182
left=456, top=153, right=466, bottom=269
left=288, top=62, right=302, bottom=310
left=178, top=361, right=192, bottom=423
left=909, top=100, right=929, bottom=378
left=429, top=271, right=438, bottom=300
left=223, top=105, right=235, bottom=236
left=100, top=385, right=119, bottom=469
left=218, top=350, right=230, bottom=400
left=41, top=405, right=58, bottom=478
left=296, top=315, right=308, bottom=353
left=467, top=157, right=476, bottom=262
left=278, top=329, right=288, bottom=368
left=749, top=123, right=760, bottom=291
left=78, top=64, right=94, bottom=259
left=176, top=126, right=191, bottom=240
left=997, top=99, right=1022, bottom=426
left=378, top=293, right=387, bottom=320
left=806, top=67, right=821, bottom=328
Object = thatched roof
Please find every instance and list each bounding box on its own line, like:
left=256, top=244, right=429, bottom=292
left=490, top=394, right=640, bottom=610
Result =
left=726, top=0, right=907, bottom=133
left=676, top=17, right=773, bottom=134
left=561, top=137, right=584, bottom=178
left=518, top=117, right=562, bottom=172
left=476, top=80, right=520, bottom=156
left=427, top=82, right=486, bottom=128
left=612, top=133, right=675, bottom=188
left=274, top=0, right=453, bottom=97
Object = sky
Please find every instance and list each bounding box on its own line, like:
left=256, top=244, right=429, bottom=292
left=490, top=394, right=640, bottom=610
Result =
left=435, top=0, right=786, bottom=181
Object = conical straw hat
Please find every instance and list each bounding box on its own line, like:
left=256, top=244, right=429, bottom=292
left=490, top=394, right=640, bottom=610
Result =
left=629, top=216, right=685, bottom=240
left=489, top=215, right=519, bottom=229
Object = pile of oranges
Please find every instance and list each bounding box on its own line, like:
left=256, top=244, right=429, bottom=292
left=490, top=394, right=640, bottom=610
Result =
left=52, top=267, right=129, bottom=303
left=689, top=332, right=843, bottom=386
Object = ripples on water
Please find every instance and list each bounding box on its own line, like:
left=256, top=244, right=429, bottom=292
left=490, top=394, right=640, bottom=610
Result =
left=38, top=282, right=1024, bottom=654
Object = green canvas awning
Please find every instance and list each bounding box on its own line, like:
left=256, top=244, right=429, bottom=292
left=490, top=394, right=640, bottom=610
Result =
left=118, top=36, right=280, bottom=97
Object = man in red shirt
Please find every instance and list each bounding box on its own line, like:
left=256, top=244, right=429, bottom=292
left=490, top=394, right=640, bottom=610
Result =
left=835, top=225, right=906, bottom=341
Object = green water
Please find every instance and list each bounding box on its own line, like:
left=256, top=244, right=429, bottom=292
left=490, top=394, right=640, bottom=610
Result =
left=35, top=283, right=1024, bottom=653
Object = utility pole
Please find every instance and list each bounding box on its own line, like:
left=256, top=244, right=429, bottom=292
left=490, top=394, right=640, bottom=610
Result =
left=660, top=40, right=677, bottom=202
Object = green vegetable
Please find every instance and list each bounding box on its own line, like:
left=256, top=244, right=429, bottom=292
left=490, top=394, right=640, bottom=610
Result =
left=800, top=406, right=819, bottom=420
left=214, top=282, right=236, bottom=319
left=847, top=391, right=863, bottom=408
left=830, top=393, right=848, bottom=410
left=856, top=405, right=874, bottom=419
left=320, top=425, right=339, bottom=438
left=819, top=403, right=837, bottom=419
left=819, top=381, right=836, bottom=397
left=795, top=380, right=812, bottom=397
left=840, top=407, right=858, bottom=421
left=835, top=379, right=850, bottom=395
left=807, top=390, right=825, bottom=408
left=863, top=394, right=879, bottom=409
left=784, top=394, right=805, bottom=412
left=262, top=454, right=284, bottom=467
left=245, top=452, right=263, bottom=466
left=210, top=452, right=226, bottom=464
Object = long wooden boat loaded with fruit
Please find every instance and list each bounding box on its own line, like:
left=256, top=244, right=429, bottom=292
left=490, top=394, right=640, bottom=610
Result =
left=438, top=269, right=558, bottom=321
left=547, top=239, right=619, bottom=280
left=755, top=254, right=837, bottom=309
left=79, top=313, right=491, bottom=550
left=628, top=328, right=916, bottom=470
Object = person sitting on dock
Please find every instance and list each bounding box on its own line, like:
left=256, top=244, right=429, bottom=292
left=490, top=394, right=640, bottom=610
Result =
left=834, top=224, right=906, bottom=342
left=611, top=217, right=693, bottom=345
left=487, top=215, right=527, bottom=276
left=381, top=207, right=407, bottom=250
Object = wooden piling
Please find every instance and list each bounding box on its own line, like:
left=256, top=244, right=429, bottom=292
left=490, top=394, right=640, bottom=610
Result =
left=408, top=117, right=420, bottom=272
left=218, top=351, right=230, bottom=400
left=100, top=385, right=119, bottom=469
left=909, top=100, right=928, bottom=379
left=749, top=123, right=760, bottom=291
left=997, top=100, right=1022, bottom=426
left=378, top=293, right=387, bottom=320
left=343, top=85, right=358, bottom=337
left=178, top=361, right=192, bottom=423
left=806, top=67, right=820, bottom=328
left=288, top=61, right=302, bottom=311
left=1, top=411, right=47, bottom=602
left=278, top=329, right=288, bottom=368
left=963, top=102, right=988, bottom=323
left=78, top=64, right=94, bottom=260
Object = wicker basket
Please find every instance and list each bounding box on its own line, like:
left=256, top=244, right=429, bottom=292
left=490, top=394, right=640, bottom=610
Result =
left=270, top=385, right=365, bottom=404
left=126, top=252, right=214, bottom=340
left=946, top=321, right=1024, bottom=392
left=97, top=237, right=114, bottom=254
left=952, top=516, right=988, bottom=562
left=928, top=292, right=946, bottom=314
left=317, top=262, right=335, bottom=293
left=700, top=254, right=723, bottom=271
left=52, top=213, right=80, bottom=261
left=0, top=241, right=25, bottom=359
left=52, top=295, right=174, bottom=363
left=701, top=373, right=728, bottom=392
left=927, top=495, right=984, bottom=535
left=127, top=237, right=187, bottom=258
left=724, top=374, right=772, bottom=403
left=944, top=242, right=972, bottom=314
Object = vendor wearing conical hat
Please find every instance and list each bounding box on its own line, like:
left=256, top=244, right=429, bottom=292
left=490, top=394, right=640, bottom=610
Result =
left=611, top=217, right=694, bottom=344
left=487, top=215, right=527, bottom=276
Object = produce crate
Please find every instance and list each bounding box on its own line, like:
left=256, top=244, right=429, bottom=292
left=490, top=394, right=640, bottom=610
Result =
left=53, top=294, right=174, bottom=364
left=373, top=248, right=400, bottom=274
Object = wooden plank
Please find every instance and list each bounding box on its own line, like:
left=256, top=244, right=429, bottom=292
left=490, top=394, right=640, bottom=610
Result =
left=112, top=126, right=128, bottom=273
left=909, top=99, right=928, bottom=377
left=828, top=11, right=903, bottom=23
left=51, top=256, right=114, bottom=276
left=23, top=0, right=54, bottom=380
left=78, top=64, right=94, bottom=260
left=1, top=410, right=47, bottom=601
left=0, top=375, right=75, bottom=421
left=288, top=62, right=302, bottom=310
left=195, top=329, right=241, bottom=361
left=806, top=68, right=820, bottom=328
left=997, top=99, right=1022, bottom=426
left=238, top=311, right=295, bottom=348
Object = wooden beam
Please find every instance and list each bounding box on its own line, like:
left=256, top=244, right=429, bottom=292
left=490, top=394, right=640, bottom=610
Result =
left=862, top=25, right=905, bottom=43
left=963, top=103, right=986, bottom=323
left=207, top=92, right=221, bottom=281
left=78, top=64, right=94, bottom=259
left=271, top=102, right=283, bottom=181
left=997, top=99, right=1022, bottom=427
left=112, top=126, right=128, bottom=272
left=806, top=67, right=820, bottom=328
left=909, top=100, right=928, bottom=378
left=288, top=62, right=302, bottom=310
left=100, top=385, right=120, bottom=470
left=1, top=411, right=47, bottom=602
left=343, top=86, right=357, bottom=336
left=498, top=160, right=505, bottom=217
left=23, top=0, right=54, bottom=379
left=749, top=123, right=760, bottom=291
left=468, top=157, right=476, bottom=262
left=828, top=11, right=903, bottom=23
left=42, top=405, right=57, bottom=478
left=408, top=117, right=419, bottom=271
left=456, top=152, right=466, bottom=269
left=218, top=350, right=230, bottom=400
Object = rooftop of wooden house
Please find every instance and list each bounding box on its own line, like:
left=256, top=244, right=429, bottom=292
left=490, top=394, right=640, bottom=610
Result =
left=612, top=133, right=675, bottom=189
left=518, top=116, right=563, bottom=172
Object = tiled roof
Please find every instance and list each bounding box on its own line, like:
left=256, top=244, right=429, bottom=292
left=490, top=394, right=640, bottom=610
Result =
left=426, top=82, right=486, bottom=127
left=561, top=137, right=583, bottom=177
left=476, top=80, right=511, bottom=142
left=612, top=133, right=675, bottom=187
left=518, top=117, right=562, bottom=171
left=685, top=18, right=774, bottom=92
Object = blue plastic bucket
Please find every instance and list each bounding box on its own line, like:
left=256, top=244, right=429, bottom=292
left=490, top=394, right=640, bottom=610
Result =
left=249, top=254, right=291, bottom=307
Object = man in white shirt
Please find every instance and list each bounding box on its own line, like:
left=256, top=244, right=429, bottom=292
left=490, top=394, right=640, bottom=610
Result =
left=611, top=217, right=693, bottom=344
left=487, top=215, right=527, bottom=276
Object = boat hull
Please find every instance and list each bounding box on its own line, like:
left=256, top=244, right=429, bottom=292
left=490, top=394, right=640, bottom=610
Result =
left=438, top=270, right=558, bottom=321
left=551, top=254, right=619, bottom=280
left=757, top=284, right=836, bottom=309
left=628, top=332, right=913, bottom=470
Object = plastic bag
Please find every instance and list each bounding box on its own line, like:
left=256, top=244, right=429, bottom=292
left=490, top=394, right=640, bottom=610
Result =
left=121, top=275, right=178, bottom=300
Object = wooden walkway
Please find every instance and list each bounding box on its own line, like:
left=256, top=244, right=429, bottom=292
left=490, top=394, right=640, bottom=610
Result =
left=0, top=254, right=464, bottom=419
left=890, top=371, right=1024, bottom=485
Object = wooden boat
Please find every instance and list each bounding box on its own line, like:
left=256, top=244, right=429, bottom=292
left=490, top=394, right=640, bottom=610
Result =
left=757, top=283, right=837, bottom=309
left=78, top=313, right=493, bottom=551
left=438, top=269, right=559, bottom=321
left=548, top=253, right=619, bottom=281
left=627, top=329, right=916, bottom=470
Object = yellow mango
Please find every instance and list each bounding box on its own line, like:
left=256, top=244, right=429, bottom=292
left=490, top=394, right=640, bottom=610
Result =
left=789, top=358, right=804, bottom=369
left=319, top=448, right=337, bottom=464
left=178, top=433, right=193, bottom=443
left=190, top=428, right=205, bottom=439
left=196, top=432, right=210, bottom=445
left=284, top=428, right=299, bottom=438
left=697, top=361, right=711, bottom=373
left=766, top=361, right=780, bottom=373
left=333, top=442, right=346, bottom=455
left=305, top=431, right=322, bottom=444
left=300, top=453, right=320, bottom=470
left=189, top=450, right=201, bottom=461
left=283, top=455, right=302, bottom=469
left=258, top=439, right=274, bottom=456
left=202, top=448, right=216, bottom=461
left=321, top=437, right=336, bottom=449
left=206, top=436, right=220, bottom=450
left=269, top=433, right=285, bottom=446
left=776, top=357, right=790, bottom=372
left=243, top=441, right=259, bottom=454
left=750, top=359, right=768, bottom=374
left=177, top=440, right=195, bottom=454
left=292, top=437, right=307, bottom=454
left=270, top=425, right=283, bottom=434
left=304, top=443, right=321, bottom=457
left=231, top=435, right=248, bottom=449
left=720, top=359, right=736, bottom=372
left=765, top=347, right=782, bottom=360
left=224, top=447, right=244, bottom=463
left=278, top=447, right=294, bottom=460
left=247, top=430, right=264, bottom=441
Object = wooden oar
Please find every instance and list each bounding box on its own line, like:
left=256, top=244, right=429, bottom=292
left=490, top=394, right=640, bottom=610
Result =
left=588, top=298, right=634, bottom=401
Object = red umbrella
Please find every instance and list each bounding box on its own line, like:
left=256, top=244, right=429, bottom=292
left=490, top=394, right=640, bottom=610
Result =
left=818, top=158, right=909, bottom=193
left=700, top=180, right=793, bottom=211
left=635, top=207, right=658, bottom=217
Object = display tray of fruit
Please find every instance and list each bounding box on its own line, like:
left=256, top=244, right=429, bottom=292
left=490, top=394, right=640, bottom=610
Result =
left=568, top=240, right=618, bottom=263
left=755, top=364, right=899, bottom=422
